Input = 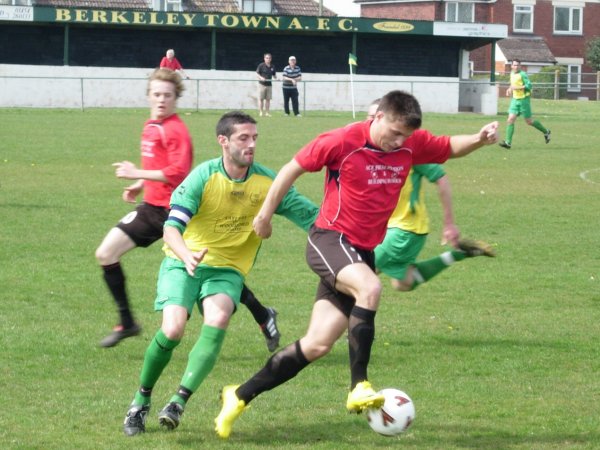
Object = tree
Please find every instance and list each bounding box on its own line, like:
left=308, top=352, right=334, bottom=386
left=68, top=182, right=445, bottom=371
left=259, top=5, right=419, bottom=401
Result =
left=585, top=36, right=600, bottom=70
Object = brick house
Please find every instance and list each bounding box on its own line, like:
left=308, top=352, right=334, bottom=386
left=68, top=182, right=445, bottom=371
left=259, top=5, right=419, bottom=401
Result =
left=355, top=0, right=600, bottom=99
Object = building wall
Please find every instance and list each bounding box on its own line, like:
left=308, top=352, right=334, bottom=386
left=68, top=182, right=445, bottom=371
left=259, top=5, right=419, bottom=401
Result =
left=360, top=3, right=438, bottom=21
left=471, top=0, right=600, bottom=74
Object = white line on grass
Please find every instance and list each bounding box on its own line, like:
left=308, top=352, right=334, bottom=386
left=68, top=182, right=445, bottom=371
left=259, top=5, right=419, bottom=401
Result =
left=579, top=168, right=600, bottom=184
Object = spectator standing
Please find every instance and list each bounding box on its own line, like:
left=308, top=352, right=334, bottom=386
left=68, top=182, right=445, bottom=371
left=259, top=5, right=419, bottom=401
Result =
left=160, top=49, right=190, bottom=80
left=282, top=56, right=302, bottom=117
left=256, top=53, right=277, bottom=117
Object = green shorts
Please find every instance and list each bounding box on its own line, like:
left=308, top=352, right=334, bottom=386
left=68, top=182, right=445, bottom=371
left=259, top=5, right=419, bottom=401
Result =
left=374, top=228, right=427, bottom=280
left=154, top=257, right=244, bottom=315
left=508, top=97, right=532, bottom=119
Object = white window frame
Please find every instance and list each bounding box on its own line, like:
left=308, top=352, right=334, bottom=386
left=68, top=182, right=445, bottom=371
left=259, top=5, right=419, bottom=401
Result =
left=152, top=0, right=182, bottom=12
left=242, top=0, right=272, bottom=14
left=554, top=6, right=583, bottom=35
left=513, top=5, right=534, bottom=33
left=0, top=0, right=32, bottom=5
left=445, top=2, right=474, bottom=23
left=567, top=64, right=581, bottom=92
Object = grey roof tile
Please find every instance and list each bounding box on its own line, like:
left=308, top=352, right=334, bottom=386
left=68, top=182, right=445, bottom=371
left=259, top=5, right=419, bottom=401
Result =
left=498, top=37, right=556, bottom=63
left=34, top=0, right=336, bottom=15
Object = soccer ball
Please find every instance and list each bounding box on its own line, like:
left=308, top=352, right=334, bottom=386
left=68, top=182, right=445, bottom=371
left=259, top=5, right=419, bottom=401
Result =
left=366, top=389, right=415, bottom=436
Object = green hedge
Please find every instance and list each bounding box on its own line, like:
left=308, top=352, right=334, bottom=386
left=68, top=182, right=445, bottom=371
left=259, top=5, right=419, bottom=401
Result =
left=496, top=65, right=568, bottom=99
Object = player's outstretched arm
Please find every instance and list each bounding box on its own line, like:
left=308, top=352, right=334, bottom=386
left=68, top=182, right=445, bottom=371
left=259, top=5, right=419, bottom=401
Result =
left=253, top=159, right=306, bottom=238
left=448, top=121, right=499, bottom=158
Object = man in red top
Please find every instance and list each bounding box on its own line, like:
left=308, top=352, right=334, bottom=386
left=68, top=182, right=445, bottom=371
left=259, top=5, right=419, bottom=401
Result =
left=95, top=68, right=193, bottom=347
left=160, top=49, right=190, bottom=79
left=215, top=90, right=499, bottom=438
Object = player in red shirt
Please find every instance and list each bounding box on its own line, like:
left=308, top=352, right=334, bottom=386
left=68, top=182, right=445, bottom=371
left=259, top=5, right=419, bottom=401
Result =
left=95, top=68, right=193, bottom=347
left=215, top=90, right=499, bottom=438
left=160, top=49, right=190, bottom=79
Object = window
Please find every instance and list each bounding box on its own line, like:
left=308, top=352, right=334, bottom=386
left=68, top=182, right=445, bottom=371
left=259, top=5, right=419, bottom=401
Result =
left=514, top=5, right=533, bottom=33
left=445, top=2, right=474, bottom=23
left=152, top=0, right=182, bottom=12
left=554, top=7, right=582, bottom=34
left=567, top=65, right=581, bottom=92
left=0, top=0, right=32, bottom=5
left=242, top=0, right=272, bottom=14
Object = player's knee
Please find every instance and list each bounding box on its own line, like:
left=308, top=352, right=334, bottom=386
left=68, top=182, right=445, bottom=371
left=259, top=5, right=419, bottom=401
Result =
left=305, top=341, right=332, bottom=360
left=161, top=323, right=185, bottom=341
left=95, top=246, right=112, bottom=265
left=359, top=278, right=383, bottom=301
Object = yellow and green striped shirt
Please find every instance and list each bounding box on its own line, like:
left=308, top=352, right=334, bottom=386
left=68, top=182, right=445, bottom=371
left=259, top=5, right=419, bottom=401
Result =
left=164, top=157, right=318, bottom=277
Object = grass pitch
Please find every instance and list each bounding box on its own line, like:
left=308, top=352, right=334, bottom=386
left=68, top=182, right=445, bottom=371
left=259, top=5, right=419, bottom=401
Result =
left=1, top=98, right=599, bottom=449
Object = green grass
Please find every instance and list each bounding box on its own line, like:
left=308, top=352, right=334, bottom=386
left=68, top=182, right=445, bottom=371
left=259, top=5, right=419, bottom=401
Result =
left=1, top=98, right=599, bottom=449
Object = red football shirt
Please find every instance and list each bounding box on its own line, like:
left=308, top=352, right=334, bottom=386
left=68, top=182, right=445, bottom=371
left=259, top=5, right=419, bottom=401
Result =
left=140, top=114, right=193, bottom=208
left=295, top=120, right=450, bottom=250
left=160, top=57, right=183, bottom=71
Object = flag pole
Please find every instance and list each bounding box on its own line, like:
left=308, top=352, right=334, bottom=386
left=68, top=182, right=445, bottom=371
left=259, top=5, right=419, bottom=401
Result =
left=350, top=67, right=355, bottom=119
left=348, top=53, right=357, bottom=119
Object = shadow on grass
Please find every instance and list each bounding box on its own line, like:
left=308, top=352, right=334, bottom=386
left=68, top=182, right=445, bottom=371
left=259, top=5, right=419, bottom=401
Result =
left=425, top=423, right=599, bottom=449
left=163, top=418, right=600, bottom=449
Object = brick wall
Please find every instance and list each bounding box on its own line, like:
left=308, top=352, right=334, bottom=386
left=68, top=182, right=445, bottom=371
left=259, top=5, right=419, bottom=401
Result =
left=360, top=3, right=438, bottom=21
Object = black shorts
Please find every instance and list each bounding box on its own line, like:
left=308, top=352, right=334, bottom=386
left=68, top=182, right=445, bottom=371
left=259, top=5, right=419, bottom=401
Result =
left=305, top=226, right=375, bottom=317
left=116, top=202, right=169, bottom=248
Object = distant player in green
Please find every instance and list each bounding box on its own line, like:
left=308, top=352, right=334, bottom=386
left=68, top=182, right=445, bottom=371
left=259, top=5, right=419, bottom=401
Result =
left=499, top=59, right=551, bottom=149
left=122, top=111, right=318, bottom=436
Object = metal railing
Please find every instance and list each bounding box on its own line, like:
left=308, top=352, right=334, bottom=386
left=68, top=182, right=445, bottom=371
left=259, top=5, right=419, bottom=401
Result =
left=473, top=70, right=600, bottom=100
left=0, top=75, right=494, bottom=113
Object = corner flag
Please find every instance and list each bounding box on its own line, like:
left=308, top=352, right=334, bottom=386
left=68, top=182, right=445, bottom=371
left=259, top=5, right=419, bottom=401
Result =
left=348, top=53, right=358, bottom=67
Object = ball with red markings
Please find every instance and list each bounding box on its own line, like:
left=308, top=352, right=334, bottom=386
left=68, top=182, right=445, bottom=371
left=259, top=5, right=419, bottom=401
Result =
left=366, top=389, right=415, bottom=436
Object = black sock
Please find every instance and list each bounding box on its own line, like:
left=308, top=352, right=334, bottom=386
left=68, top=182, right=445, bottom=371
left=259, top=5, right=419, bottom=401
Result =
left=102, top=262, right=135, bottom=329
left=348, top=306, right=376, bottom=389
left=174, top=385, right=193, bottom=405
left=240, top=285, right=269, bottom=325
left=237, top=341, right=309, bottom=403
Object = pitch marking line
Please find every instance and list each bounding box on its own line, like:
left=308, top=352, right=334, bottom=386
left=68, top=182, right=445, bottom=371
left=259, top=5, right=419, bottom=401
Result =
left=579, top=168, right=600, bottom=184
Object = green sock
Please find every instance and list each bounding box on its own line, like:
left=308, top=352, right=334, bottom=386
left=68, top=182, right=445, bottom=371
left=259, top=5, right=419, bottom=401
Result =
left=506, top=123, right=514, bottom=144
left=532, top=120, right=548, bottom=134
left=170, top=324, right=226, bottom=406
left=133, top=329, right=180, bottom=406
left=410, top=250, right=465, bottom=290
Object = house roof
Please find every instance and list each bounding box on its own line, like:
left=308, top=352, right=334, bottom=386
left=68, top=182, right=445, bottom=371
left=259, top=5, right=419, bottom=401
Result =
left=33, top=0, right=336, bottom=15
left=272, top=0, right=335, bottom=16
left=354, top=0, right=496, bottom=3
left=498, top=37, right=556, bottom=64
left=34, top=0, right=150, bottom=9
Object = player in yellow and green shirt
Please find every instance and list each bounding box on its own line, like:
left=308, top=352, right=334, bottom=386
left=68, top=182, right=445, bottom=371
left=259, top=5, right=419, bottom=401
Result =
left=375, top=164, right=495, bottom=291
left=499, top=59, right=551, bottom=149
left=122, top=111, right=318, bottom=437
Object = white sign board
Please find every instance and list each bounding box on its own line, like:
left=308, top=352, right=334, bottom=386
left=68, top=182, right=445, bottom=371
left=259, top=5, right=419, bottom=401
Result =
left=0, top=6, right=34, bottom=22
